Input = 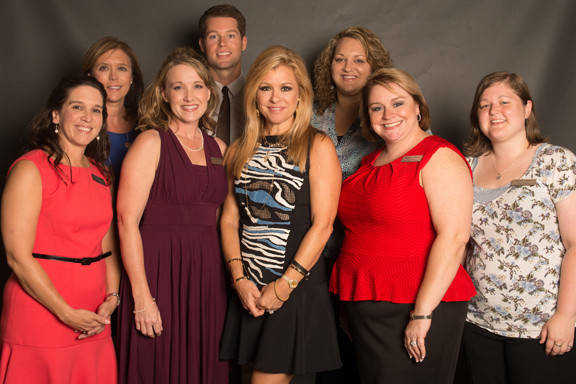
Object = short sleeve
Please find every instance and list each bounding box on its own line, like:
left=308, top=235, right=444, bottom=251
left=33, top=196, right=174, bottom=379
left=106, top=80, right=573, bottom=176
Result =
left=538, top=145, right=576, bottom=204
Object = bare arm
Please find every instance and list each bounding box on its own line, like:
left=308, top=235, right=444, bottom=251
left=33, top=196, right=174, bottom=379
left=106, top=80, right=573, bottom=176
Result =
left=257, top=134, right=341, bottom=310
left=404, top=148, right=473, bottom=362
left=540, top=191, right=576, bottom=355
left=116, top=129, right=162, bottom=337
left=1, top=160, right=108, bottom=333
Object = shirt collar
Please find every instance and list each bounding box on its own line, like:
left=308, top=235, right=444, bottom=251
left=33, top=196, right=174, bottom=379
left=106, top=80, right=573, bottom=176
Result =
left=215, top=74, right=244, bottom=97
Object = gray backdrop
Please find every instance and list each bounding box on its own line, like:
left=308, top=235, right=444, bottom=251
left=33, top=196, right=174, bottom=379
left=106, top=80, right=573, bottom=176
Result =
left=1, top=1, right=575, bottom=381
left=1, top=0, right=575, bottom=177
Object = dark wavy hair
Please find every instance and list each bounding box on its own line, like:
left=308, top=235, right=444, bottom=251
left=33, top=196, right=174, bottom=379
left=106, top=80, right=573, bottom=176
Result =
left=26, top=75, right=111, bottom=184
left=81, top=36, right=144, bottom=122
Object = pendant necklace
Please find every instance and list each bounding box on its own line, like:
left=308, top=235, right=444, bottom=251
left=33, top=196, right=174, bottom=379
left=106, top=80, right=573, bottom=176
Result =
left=492, top=149, right=528, bottom=180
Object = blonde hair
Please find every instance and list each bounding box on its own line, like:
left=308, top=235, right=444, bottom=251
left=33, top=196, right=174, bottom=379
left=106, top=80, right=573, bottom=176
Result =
left=138, top=47, right=218, bottom=132
left=313, top=26, right=392, bottom=115
left=361, top=68, right=430, bottom=144
left=226, top=45, right=316, bottom=178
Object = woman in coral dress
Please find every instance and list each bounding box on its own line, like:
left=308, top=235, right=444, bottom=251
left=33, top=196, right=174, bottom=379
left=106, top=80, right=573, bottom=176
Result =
left=0, top=75, right=120, bottom=383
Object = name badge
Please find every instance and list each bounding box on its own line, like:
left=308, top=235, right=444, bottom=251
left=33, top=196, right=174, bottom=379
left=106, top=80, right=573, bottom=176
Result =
left=210, top=157, right=223, bottom=165
left=401, top=155, right=423, bottom=162
left=91, top=174, right=107, bottom=185
left=510, top=179, right=537, bottom=187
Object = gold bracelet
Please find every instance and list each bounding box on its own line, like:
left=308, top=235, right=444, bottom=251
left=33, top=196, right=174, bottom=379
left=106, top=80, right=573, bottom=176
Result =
left=133, top=298, right=155, bottom=314
left=273, top=280, right=288, bottom=302
left=227, top=257, right=242, bottom=265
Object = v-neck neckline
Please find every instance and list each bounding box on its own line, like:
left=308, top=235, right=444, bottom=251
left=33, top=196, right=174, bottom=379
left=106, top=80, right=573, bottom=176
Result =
left=168, top=128, right=209, bottom=168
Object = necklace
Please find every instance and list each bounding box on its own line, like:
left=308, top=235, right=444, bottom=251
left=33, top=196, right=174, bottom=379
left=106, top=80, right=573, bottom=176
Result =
left=176, top=131, right=204, bottom=152
left=244, top=136, right=286, bottom=210
left=491, top=149, right=528, bottom=180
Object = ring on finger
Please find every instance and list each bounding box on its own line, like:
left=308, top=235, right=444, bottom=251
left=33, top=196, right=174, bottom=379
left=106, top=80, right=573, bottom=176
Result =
left=409, top=340, right=417, bottom=347
left=554, top=342, right=563, bottom=347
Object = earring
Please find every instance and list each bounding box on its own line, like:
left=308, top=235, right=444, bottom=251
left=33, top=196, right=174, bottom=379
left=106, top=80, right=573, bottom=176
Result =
left=417, top=113, right=422, bottom=122
left=256, top=109, right=261, bottom=118
left=96, top=135, right=100, bottom=141
left=54, top=124, right=59, bottom=134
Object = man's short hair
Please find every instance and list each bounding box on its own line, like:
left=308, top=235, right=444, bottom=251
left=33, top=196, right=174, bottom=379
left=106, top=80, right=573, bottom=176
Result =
left=198, top=4, right=246, bottom=37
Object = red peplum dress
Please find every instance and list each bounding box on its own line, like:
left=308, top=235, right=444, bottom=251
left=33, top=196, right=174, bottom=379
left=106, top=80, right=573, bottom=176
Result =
left=0, top=149, right=117, bottom=383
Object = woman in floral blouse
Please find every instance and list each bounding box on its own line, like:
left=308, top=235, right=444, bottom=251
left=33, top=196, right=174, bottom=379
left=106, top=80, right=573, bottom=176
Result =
left=463, top=71, right=576, bottom=383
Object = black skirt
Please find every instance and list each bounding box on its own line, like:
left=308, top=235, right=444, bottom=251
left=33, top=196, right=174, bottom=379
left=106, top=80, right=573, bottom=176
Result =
left=219, top=258, right=342, bottom=375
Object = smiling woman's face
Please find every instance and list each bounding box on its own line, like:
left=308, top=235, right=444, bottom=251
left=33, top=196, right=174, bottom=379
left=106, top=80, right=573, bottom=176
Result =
left=256, top=64, right=300, bottom=134
left=162, top=64, right=211, bottom=125
left=52, top=85, right=105, bottom=150
left=367, top=83, right=420, bottom=143
left=331, top=37, right=372, bottom=97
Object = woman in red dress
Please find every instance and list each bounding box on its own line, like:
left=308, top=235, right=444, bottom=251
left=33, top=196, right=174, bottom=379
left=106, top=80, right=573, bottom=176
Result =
left=330, top=68, right=476, bottom=383
left=0, top=75, right=120, bottom=383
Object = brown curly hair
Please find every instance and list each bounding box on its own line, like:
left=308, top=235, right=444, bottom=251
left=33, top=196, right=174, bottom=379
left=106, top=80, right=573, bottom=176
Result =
left=313, top=26, right=392, bottom=115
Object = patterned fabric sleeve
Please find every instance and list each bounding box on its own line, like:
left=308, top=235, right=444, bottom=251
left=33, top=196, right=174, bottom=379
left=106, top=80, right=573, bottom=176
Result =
left=540, top=145, right=576, bottom=203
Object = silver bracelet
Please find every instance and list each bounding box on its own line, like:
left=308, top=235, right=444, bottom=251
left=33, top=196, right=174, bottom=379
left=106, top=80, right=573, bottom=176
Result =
left=105, top=292, right=120, bottom=306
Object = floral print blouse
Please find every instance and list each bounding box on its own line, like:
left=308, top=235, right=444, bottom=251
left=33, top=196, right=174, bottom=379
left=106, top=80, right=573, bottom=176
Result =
left=312, top=104, right=376, bottom=180
left=466, top=144, right=576, bottom=338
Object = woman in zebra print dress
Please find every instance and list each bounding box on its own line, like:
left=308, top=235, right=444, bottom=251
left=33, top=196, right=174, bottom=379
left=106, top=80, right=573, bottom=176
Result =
left=219, top=46, right=343, bottom=384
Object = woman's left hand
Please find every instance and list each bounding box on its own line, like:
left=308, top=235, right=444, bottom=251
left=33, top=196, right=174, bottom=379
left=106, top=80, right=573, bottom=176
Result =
left=539, top=312, right=575, bottom=356
left=256, top=280, right=288, bottom=315
left=404, top=319, right=431, bottom=362
left=77, top=296, right=118, bottom=340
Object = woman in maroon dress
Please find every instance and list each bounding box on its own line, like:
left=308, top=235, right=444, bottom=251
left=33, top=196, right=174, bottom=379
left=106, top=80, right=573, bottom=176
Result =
left=116, top=47, right=228, bottom=383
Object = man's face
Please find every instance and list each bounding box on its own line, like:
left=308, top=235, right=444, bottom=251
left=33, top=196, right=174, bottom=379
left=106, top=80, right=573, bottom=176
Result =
left=199, top=17, right=246, bottom=72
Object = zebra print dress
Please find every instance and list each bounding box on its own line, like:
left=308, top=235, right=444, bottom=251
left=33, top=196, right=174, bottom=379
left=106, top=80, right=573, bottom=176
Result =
left=220, top=134, right=342, bottom=374
left=234, top=136, right=307, bottom=287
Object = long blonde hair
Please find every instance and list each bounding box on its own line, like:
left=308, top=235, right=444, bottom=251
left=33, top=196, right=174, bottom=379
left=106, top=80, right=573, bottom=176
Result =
left=226, top=45, right=315, bottom=178
left=138, top=47, right=218, bottom=132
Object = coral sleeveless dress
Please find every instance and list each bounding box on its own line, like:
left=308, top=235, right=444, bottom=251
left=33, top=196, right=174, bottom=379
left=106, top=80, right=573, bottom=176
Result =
left=0, top=149, right=116, bottom=383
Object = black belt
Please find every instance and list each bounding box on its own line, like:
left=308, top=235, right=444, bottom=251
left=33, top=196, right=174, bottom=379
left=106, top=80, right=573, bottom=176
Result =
left=32, top=251, right=112, bottom=266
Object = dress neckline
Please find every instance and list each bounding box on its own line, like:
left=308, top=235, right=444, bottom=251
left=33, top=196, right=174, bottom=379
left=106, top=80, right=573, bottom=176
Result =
left=168, top=128, right=209, bottom=168
left=370, top=135, right=433, bottom=167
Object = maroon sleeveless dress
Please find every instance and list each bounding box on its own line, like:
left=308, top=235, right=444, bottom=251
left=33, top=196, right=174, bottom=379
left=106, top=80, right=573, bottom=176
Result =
left=116, top=129, right=229, bottom=384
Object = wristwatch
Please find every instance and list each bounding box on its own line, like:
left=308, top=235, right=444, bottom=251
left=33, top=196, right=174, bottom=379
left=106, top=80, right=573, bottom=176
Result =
left=281, top=274, right=298, bottom=289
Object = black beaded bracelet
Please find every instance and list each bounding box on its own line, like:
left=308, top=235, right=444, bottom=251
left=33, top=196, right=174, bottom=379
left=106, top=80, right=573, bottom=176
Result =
left=409, top=311, right=432, bottom=320
left=289, top=260, right=310, bottom=278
